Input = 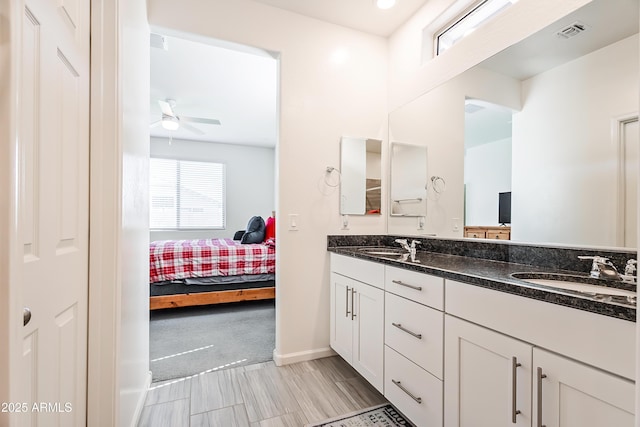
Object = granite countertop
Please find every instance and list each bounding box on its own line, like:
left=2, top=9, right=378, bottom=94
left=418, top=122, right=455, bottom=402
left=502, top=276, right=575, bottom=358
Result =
left=328, top=245, right=636, bottom=322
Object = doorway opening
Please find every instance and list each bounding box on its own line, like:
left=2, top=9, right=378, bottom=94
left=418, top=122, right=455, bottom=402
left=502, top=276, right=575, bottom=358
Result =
left=147, top=31, right=279, bottom=383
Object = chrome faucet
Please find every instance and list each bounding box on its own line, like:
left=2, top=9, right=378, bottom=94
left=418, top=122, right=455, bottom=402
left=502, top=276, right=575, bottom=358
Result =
left=395, top=238, right=421, bottom=261
left=621, top=259, right=637, bottom=284
left=578, top=256, right=620, bottom=280
left=395, top=238, right=410, bottom=252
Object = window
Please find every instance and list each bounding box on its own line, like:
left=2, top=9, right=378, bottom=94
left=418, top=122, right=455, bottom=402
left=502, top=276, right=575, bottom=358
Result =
left=435, top=0, right=515, bottom=55
left=150, top=158, right=225, bottom=229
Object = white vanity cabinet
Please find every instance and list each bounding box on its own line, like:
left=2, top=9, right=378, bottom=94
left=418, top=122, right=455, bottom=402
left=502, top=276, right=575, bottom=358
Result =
left=533, top=348, right=634, bottom=427
left=384, top=266, right=445, bottom=427
left=444, top=279, right=636, bottom=427
left=330, top=254, right=385, bottom=392
left=444, top=315, right=532, bottom=427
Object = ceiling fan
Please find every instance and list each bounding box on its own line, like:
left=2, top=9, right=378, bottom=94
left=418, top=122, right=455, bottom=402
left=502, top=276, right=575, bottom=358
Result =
left=150, top=99, right=221, bottom=135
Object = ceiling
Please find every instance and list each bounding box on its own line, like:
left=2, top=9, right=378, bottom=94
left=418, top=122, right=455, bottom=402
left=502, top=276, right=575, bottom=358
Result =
left=150, top=1, right=430, bottom=148
left=250, top=0, right=430, bottom=37
left=150, top=35, right=278, bottom=147
left=481, top=0, right=639, bottom=80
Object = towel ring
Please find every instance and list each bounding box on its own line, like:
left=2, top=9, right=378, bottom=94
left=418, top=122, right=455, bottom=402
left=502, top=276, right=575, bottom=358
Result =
left=324, top=166, right=341, bottom=187
left=430, top=176, right=446, bottom=194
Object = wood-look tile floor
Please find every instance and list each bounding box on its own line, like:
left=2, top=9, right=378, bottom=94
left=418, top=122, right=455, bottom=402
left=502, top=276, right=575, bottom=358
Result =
left=138, top=356, right=387, bottom=427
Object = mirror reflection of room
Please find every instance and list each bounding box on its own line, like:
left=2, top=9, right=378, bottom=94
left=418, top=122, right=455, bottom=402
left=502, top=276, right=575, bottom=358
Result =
left=389, top=0, right=638, bottom=249
left=463, top=99, right=513, bottom=240
left=390, top=142, right=428, bottom=217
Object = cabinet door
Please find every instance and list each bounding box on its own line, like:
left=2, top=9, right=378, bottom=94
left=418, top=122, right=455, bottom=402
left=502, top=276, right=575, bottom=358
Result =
left=353, top=281, right=385, bottom=392
left=534, top=348, right=634, bottom=427
left=444, top=315, right=532, bottom=427
left=330, top=272, right=354, bottom=363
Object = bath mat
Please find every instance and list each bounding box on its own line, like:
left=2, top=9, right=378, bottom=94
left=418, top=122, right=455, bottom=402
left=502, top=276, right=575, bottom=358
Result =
left=306, top=403, right=414, bottom=426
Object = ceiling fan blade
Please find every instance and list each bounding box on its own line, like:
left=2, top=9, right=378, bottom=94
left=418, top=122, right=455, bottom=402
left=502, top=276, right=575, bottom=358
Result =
left=150, top=119, right=162, bottom=128
left=181, top=122, right=205, bottom=135
left=180, top=116, right=221, bottom=126
left=158, top=100, right=175, bottom=117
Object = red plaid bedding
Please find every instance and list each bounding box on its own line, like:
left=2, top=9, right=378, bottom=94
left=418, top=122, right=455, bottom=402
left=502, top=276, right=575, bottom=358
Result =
left=150, top=238, right=276, bottom=283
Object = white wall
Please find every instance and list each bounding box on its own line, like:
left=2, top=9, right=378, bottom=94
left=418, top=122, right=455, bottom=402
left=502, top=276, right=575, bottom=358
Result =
left=464, top=138, right=512, bottom=226
left=147, top=0, right=388, bottom=363
left=119, top=1, right=151, bottom=425
left=149, top=137, right=275, bottom=241
left=87, top=0, right=150, bottom=425
left=511, top=34, right=639, bottom=246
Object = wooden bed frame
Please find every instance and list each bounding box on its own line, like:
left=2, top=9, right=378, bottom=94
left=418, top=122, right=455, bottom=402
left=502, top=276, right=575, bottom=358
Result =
left=149, top=286, right=275, bottom=310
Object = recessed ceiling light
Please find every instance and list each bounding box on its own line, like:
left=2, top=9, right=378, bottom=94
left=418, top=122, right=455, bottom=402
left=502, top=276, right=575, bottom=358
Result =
left=376, top=0, right=396, bottom=10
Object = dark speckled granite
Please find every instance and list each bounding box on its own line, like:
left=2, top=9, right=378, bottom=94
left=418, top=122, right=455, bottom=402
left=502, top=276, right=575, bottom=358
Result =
left=327, top=235, right=636, bottom=322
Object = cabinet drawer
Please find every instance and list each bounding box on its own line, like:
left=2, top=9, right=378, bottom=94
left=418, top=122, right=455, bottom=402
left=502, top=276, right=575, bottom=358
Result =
left=385, top=293, right=443, bottom=378
left=465, top=231, right=486, bottom=238
left=330, top=253, right=384, bottom=289
left=385, top=346, right=443, bottom=427
left=487, top=230, right=510, bottom=240
left=385, top=266, right=443, bottom=310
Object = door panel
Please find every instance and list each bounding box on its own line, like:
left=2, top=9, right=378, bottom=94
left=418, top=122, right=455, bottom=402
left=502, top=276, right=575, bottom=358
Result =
left=534, top=348, right=634, bottom=427
left=15, top=0, right=89, bottom=425
left=330, top=273, right=353, bottom=362
left=352, top=282, right=384, bottom=392
left=444, top=315, right=532, bottom=427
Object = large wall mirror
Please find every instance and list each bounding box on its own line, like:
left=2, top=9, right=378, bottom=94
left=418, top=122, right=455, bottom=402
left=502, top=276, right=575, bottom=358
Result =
left=340, top=137, right=382, bottom=215
left=389, top=0, right=639, bottom=248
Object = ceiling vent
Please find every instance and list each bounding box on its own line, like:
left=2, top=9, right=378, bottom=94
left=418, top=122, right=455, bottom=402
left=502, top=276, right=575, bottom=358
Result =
left=556, top=21, right=588, bottom=39
left=150, top=33, right=168, bottom=50
left=465, top=103, right=485, bottom=114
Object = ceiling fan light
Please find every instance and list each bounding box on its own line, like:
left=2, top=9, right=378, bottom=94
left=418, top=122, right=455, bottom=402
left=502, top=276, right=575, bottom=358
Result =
left=376, top=0, right=396, bottom=10
left=161, top=116, right=179, bottom=131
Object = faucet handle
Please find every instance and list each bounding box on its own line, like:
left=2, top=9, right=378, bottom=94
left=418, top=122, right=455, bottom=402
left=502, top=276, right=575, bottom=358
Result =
left=395, top=239, right=410, bottom=250
left=625, top=259, right=637, bottom=275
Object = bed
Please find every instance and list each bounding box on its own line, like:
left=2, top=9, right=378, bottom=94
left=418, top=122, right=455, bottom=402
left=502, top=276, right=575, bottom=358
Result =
left=149, top=237, right=276, bottom=310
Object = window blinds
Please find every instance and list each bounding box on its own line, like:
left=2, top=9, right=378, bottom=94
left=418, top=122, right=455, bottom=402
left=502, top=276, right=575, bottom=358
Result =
left=150, top=158, right=225, bottom=229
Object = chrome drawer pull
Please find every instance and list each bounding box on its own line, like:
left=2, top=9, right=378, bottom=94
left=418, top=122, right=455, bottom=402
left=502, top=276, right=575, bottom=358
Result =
left=392, top=379, right=422, bottom=404
left=391, top=279, right=422, bottom=291
left=392, top=322, right=422, bottom=339
left=537, top=367, right=547, bottom=427
left=512, top=357, right=522, bottom=423
left=351, top=288, right=356, bottom=320
left=345, top=286, right=350, bottom=318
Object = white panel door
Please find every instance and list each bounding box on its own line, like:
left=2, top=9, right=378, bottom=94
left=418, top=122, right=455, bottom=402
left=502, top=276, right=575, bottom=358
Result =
left=14, top=0, right=89, bottom=425
left=534, top=348, right=634, bottom=427
left=444, top=315, right=532, bottom=427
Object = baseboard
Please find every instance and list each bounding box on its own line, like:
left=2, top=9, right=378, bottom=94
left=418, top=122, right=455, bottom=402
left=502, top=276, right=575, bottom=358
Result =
left=131, top=371, right=152, bottom=427
left=273, top=347, right=336, bottom=366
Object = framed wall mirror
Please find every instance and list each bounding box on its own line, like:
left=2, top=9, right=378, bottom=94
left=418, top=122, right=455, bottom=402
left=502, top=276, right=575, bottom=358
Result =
left=340, top=137, right=382, bottom=215
left=388, top=0, right=639, bottom=248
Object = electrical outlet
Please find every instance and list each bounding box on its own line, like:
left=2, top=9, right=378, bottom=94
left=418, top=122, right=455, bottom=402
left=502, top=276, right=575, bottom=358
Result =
left=452, top=217, right=460, bottom=232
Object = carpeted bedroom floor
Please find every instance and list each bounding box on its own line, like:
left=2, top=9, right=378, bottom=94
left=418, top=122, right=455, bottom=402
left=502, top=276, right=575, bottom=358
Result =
left=149, top=300, right=275, bottom=382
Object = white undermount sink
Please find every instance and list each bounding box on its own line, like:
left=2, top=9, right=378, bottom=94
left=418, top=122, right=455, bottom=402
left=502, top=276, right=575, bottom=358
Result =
left=519, top=278, right=636, bottom=297
left=357, top=247, right=406, bottom=256
left=510, top=272, right=636, bottom=303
